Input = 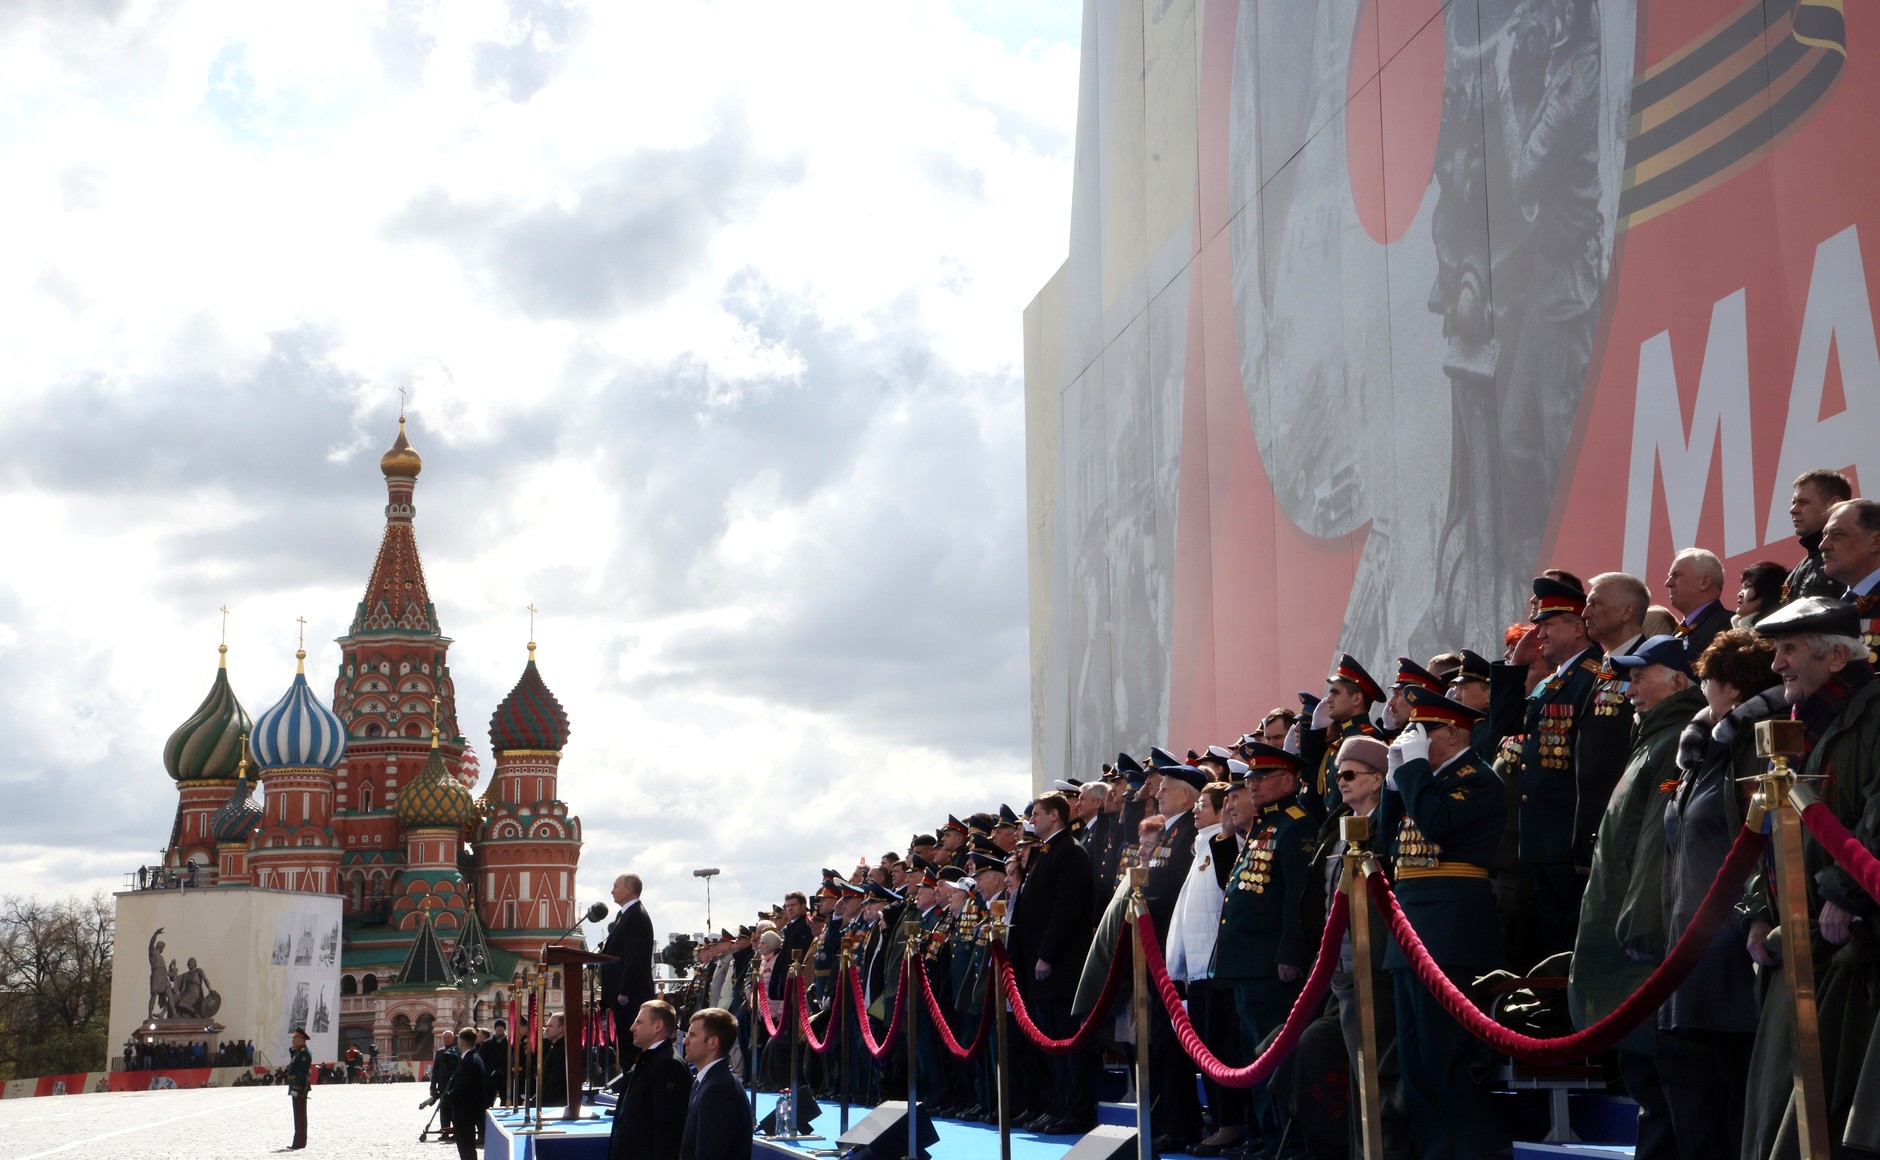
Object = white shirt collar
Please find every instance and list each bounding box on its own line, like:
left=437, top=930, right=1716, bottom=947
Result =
left=1854, top=568, right=1880, bottom=597
left=696, top=1056, right=723, bottom=1082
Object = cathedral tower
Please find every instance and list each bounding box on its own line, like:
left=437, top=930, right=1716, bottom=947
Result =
left=161, top=644, right=252, bottom=875
left=247, top=645, right=348, bottom=893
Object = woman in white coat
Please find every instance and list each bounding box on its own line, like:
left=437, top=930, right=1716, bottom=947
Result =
left=1165, top=779, right=1248, bottom=1155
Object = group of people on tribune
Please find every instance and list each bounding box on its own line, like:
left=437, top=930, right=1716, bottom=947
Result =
left=277, top=470, right=1880, bottom=1160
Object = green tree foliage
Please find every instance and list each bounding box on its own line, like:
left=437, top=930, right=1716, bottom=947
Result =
left=0, top=893, right=114, bottom=1079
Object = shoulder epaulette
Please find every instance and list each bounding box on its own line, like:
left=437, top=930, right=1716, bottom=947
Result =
left=1285, top=805, right=1306, bottom=819
left=1578, top=657, right=1603, bottom=676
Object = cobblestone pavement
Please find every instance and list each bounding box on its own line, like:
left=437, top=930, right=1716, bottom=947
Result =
left=0, top=1082, right=477, bottom=1160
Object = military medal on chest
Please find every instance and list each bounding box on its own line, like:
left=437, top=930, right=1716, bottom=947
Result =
left=1393, top=815, right=1442, bottom=868
left=1235, top=827, right=1278, bottom=894
left=1537, top=703, right=1574, bottom=767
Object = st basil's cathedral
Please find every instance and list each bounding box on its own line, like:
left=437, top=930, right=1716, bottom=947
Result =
left=152, top=416, right=584, bottom=1059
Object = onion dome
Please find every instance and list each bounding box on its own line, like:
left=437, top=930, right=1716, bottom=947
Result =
left=164, top=645, right=254, bottom=781
left=455, top=742, right=481, bottom=791
left=395, top=726, right=476, bottom=830
left=210, top=747, right=263, bottom=844
left=379, top=414, right=423, bottom=478
left=488, top=643, right=570, bottom=752
left=252, top=650, right=347, bottom=770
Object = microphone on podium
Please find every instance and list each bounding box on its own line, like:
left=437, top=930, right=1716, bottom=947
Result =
left=556, top=900, right=611, bottom=945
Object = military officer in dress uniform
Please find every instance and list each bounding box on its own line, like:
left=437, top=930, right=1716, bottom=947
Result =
left=1211, top=743, right=1320, bottom=1158
left=1299, top=654, right=1387, bottom=819
left=1384, top=657, right=1448, bottom=731
left=1489, top=575, right=1605, bottom=956
left=1572, top=572, right=1651, bottom=907
left=1380, top=684, right=1507, bottom=1160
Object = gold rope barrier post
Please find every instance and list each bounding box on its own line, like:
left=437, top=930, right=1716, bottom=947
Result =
left=530, top=969, right=547, bottom=1132
left=991, top=899, right=1012, bottom=1160
left=522, top=968, right=567, bottom=1137
left=508, top=967, right=523, bottom=1110
left=1744, top=719, right=1829, bottom=1159
left=839, top=944, right=854, bottom=1134
left=903, top=916, right=922, bottom=1160
left=1339, top=815, right=1384, bottom=1160
left=1129, top=867, right=1153, bottom=1160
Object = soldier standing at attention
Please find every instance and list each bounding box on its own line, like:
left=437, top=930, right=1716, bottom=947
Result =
left=1491, top=576, right=1604, bottom=956
left=1381, top=686, right=1507, bottom=1160
left=286, top=1027, right=312, bottom=1150
left=1211, top=743, right=1320, bottom=1158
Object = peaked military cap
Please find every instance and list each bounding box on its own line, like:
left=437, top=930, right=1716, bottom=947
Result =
left=1147, top=745, right=1187, bottom=771
left=993, top=804, right=1020, bottom=829
left=864, top=880, right=903, bottom=903
left=1454, top=648, right=1493, bottom=684
left=1162, top=764, right=1209, bottom=791
left=1755, top=595, right=1862, bottom=639
left=1531, top=575, right=1588, bottom=621
left=943, top=814, right=969, bottom=835
left=1392, top=656, right=1447, bottom=694
left=1329, top=654, right=1386, bottom=703
left=911, top=833, right=937, bottom=849
left=1240, top=741, right=1303, bottom=775
left=936, top=866, right=968, bottom=886
left=1400, top=683, right=1486, bottom=729
left=1052, top=777, right=1084, bottom=795
left=1198, top=744, right=1235, bottom=766
left=910, top=852, right=940, bottom=874
left=967, top=852, right=1005, bottom=874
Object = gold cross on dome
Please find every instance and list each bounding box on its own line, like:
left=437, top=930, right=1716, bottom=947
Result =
left=527, top=603, right=537, bottom=639
left=219, top=605, right=230, bottom=646
left=295, top=616, right=307, bottom=651
left=398, top=385, right=408, bottom=418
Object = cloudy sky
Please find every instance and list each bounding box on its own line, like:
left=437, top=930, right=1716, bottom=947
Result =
left=0, top=0, right=1078, bottom=945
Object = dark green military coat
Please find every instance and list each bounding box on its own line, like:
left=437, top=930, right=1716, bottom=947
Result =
left=1211, top=801, right=1319, bottom=979
left=1377, top=746, right=1506, bottom=970
left=1567, top=684, right=1703, bottom=1053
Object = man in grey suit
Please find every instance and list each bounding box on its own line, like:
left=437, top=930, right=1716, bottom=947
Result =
left=680, top=1008, right=753, bottom=1160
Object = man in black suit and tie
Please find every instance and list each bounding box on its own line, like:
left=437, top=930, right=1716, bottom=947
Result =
left=1010, top=791, right=1097, bottom=1135
left=443, top=1028, right=489, bottom=1160
left=610, top=999, right=693, bottom=1160
left=600, top=873, right=657, bottom=1062
left=1665, top=547, right=1734, bottom=660
left=680, top=1007, right=754, bottom=1160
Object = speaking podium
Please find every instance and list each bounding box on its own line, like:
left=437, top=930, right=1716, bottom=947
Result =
left=545, top=942, right=615, bottom=1121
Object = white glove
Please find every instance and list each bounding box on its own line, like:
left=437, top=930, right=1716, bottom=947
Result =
left=1385, top=739, right=1404, bottom=789
left=1310, top=698, right=1333, bottom=730
left=1392, top=723, right=1431, bottom=766
left=1282, top=723, right=1301, bottom=755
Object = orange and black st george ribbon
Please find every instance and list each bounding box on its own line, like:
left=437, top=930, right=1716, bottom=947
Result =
left=1619, top=0, right=1847, bottom=229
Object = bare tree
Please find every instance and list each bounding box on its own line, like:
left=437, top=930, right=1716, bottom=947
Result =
left=0, top=892, right=114, bottom=1079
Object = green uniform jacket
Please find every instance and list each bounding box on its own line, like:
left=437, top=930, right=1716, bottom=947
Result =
left=1378, top=746, right=1505, bottom=970
left=1211, top=802, right=1320, bottom=979
left=1566, top=684, right=1703, bottom=1054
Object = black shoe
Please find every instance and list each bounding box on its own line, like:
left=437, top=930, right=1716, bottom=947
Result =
left=1154, top=1134, right=1198, bottom=1154
left=1043, top=1115, right=1099, bottom=1136
left=1020, top=1113, right=1055, bottom=1132
left=956, top=1104, right=985, bottom=1121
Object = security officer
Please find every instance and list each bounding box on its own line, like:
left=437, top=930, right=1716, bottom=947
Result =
left=1380, top=684, right=1506, bottom=1160
left=1211, top=743, right=1320, bottom=1157
left=1491, top=575, right=1605, bottom=956
left=1778, top=467, right=1853, bottom=603
left=1300, top=654, right=1387, bottom=817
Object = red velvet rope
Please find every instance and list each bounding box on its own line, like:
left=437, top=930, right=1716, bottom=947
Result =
left=846, top=961, right=910, bottom=1060
left=755, top=977, right=788, bottom=1039
left=792, top=973, right=839, bottom=1055
left=990, top=927, right=1130, bottom=1054
left=912, top=957, right=992, bottom=1060
left=1136, top=892, right=1347, bottom=1087
left=1371, top=824, right=1768, bottom=1065
left=1800, top=801, right=1880, bottom=903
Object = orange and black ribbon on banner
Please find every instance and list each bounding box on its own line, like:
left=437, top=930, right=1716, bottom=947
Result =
left=1619, top=0, right=1846, bottom=229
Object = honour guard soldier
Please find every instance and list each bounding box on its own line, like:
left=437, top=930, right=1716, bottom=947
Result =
left=1491, top=575, right=1604, bottom=956
left=1211, top=743, right=1320, bottom=1157
left=1380, top=685, right=1507, bottom=1160
left=1300, top=654, right=1387, bottom=818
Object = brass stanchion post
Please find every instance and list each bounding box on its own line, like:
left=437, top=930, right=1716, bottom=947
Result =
left=839, top=946, right=853, bottom=1134
left=531, top=969, right=547, bottom=1131
left=1339, top=815, right=1384, bottom=1160
left=991, top=899, right=1012, bottom=1160
left=904, top=916, right=922, bottom=1160
left=784, top=949, right=808, bottom=1140
left=1746, top=720, right=1830, bottom=1160
left=509, top=968, right=523, bottom=1110
left=1129, top=867, right=1153, bottom=1160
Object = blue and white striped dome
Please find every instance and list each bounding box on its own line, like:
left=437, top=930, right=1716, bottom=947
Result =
left=252, top=655, right=347, bottom=770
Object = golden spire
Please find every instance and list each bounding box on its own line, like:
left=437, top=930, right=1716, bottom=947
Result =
left=431, top=693, right=442, bottom=748
left=379, top=410, right=424, bottom=478
left=527, top=602, right=538, bottom=660
left=218, top=604, right=231, bottom=667
left=295, top=616, right=308, bottom=673
left=236, top=733, right=249, bottom=784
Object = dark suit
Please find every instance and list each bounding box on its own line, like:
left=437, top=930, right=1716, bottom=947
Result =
left=601, top=900, right=658, bottom=1052
left=1676, top=599, right=1732, bottom=663
left=771, top=915, right=814, bottom=1000
left=610, top=1037, right=693, bottom=1160
left=1010, top=827, right=1096, bottom=1124
left=430, top=1044, right=460, bottom=1136
left=680, top=1058, right=753, bottom=1160
left=444, top=1046, right=489, bottom=1160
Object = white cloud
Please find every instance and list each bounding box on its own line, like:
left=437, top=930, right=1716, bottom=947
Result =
left=0, top=0, right=1075, bottom=939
